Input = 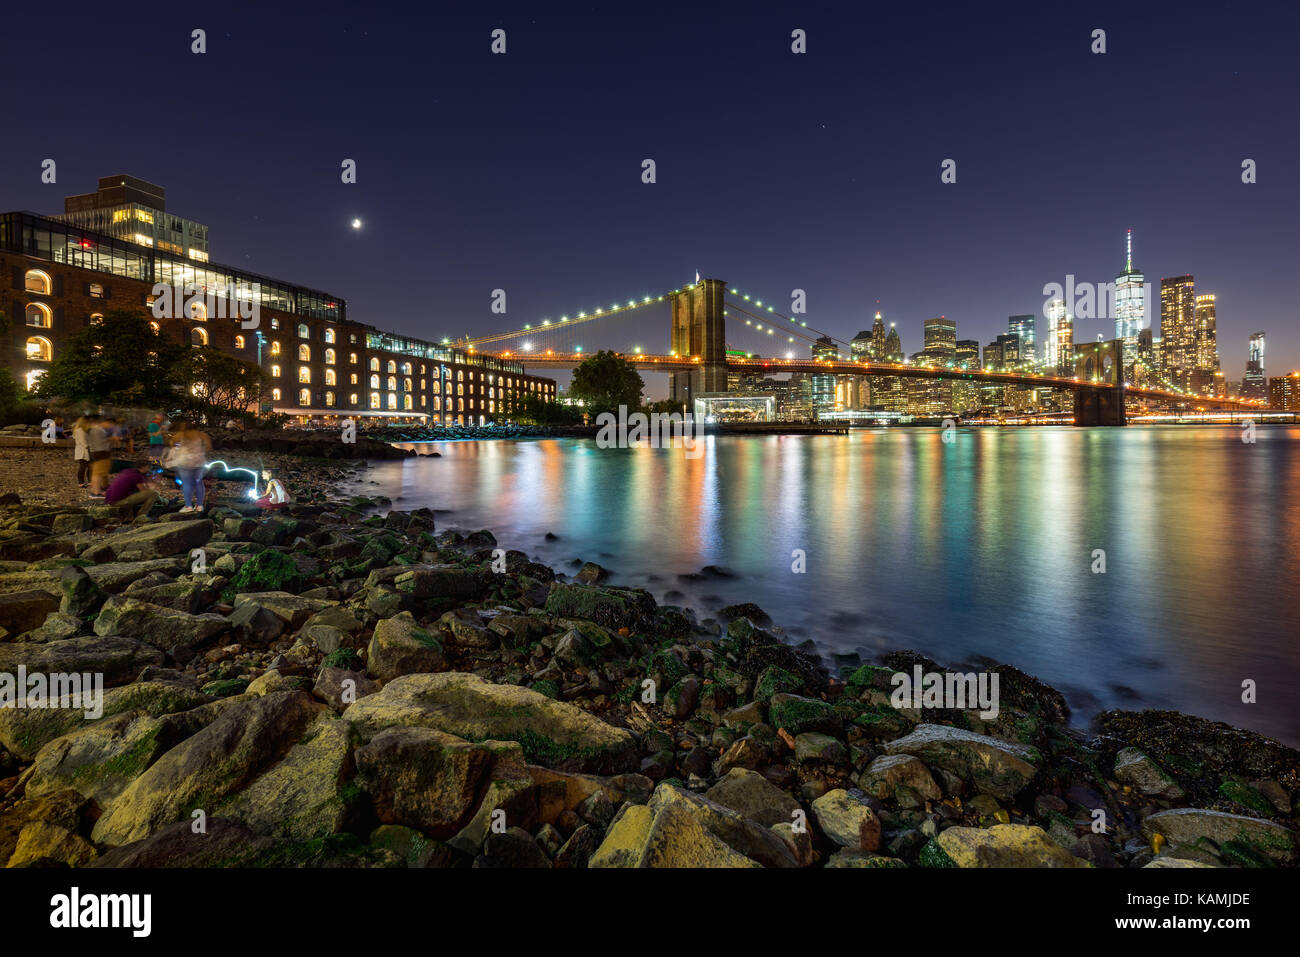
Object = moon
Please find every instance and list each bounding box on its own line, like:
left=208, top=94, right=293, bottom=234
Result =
left=351, top=218, right=362, bottom=229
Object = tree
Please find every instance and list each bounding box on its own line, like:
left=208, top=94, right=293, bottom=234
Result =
left=35, top=309, right=186, bottom=408
left=568, top=350, right=644, bottom=416
left=503, top=392, right=583, bottom=425
left=172, top=346, right=271, bottom=423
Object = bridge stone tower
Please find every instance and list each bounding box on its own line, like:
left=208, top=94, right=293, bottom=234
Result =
left=1072, top=338, right=1126, bottom=426
left=669, top=277, right=728, bottom=408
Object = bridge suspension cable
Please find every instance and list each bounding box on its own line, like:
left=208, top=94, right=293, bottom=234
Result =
left=725, top=285, right=853, bottom=349
left=461, top=288, right=677, bottom=347
left=723, top=301, right=827, bottom=350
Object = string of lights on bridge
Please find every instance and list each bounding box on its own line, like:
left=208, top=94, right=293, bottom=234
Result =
left=456, top=281, right=1262, bottom=406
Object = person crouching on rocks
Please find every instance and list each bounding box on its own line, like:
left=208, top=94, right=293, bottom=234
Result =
left=103, top=458, right=161, bottom=520
left=254, top=469, right=291, bottom=511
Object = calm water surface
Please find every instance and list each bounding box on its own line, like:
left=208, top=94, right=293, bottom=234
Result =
left=345, top=426, right=1300, bottom=746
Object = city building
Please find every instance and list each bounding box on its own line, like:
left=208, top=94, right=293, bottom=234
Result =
left=1243, top=332, right=1267, bottom=401
left=1159, top=275, right=1197, bottom=389
left=55, top=175, right=210, bottom=262
left=1008, top=314, right=1035, bottom=366
left=1269, top=372, right=1300, bottom=410
left=1192, top=293, right=1221, bottom=393
left=1113, top=229, right=1146, bottom=376
left=1043, top=298, right=1073, bottom=375
left=809, top=336, right=839, bottom=418
left=2, top=203, right=555, bottom=422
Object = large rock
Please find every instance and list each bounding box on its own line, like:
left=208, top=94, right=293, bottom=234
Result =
left=704, top=767, right=802, bottom=828
left=649, top=783, right=798, bottom=867
left=93, top=595, right=230, bottom=653
left=589, top=800, right=761, bottom=868
left=0, top=636, right=163, bottom=688
left=0, top=679, right=208, bottom=760
left=343, top=672, right=637, bottom=773
left=91, top=819, right=276, bottom=868
left=858, top=753, right=943, bottom=804
left=366, top=612, right=446, bottom=681
left=355, top=726, right=504, bottom=838
left=25, top=711, right=176, bottom=805
left=811, top=789, right=881, bottom=852
left=88, top=519, right=213, bottom=562
left=0, top=589, right=59, bottom=634
left=934, top=824, right=1089, bottom=868
left=1114, top=747, right=1185, bottom=800
left=1142, top=809, right=1297, bottom=864
left=233, top=591, right=336, bottom=631
left=544, top=582, right=657, bottom=632
left=884, top=724, right=1039, bottom=800
left=221, top=718, right=355, bottom=841
left=91, top=690, right=324, bottom=846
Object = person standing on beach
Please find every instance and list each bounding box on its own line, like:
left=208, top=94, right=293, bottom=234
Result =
left=169, top=420, right=212, bottom=513
left=71, top=416, right=91, bottom=488
left=87, top=416, right=113, bottom=497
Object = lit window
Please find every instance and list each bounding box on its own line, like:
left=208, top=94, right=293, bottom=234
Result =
left=350, top=352, right=358, bottom=364
left=271, top=318, right=280, bottom=330
left=298, top=388, right=311, bottom=406
left=403, top=395, right=413, bottom=410
left=325, top=369, right=336, bottom=386
left=272, top=388, right=282, bottom=401
left=387, top=376, right=397, bottom=391
left=349, top=393, right=359, bottom=405
left=189, top=300, right=207, bottom=320
left=191, top=327, right=208, bottom=346
left=26, top=336, right=53, bottom=362
left=403, top=377, right=412, bottom=392
left=149, top=321, right=160, bottom=334
left=387, top=393, right=397, bottom=410
left=272, top=365, right=282, bottom=377
left=270, top=341, right=281, bottom=356
left=350, top=373, right=357, bottom=385
left=24, top=270, right=51, bottom=294
left=325, top=391, right=335, bottom=407
left=25, top=303, right=52, bottom=328
left=433, top=396, right=441, bottom=411
left=369, top=358, right=379, bottom=372
left=25, top=369, right=45, bottom=391
left=88, top=283, right=104, bottom=299
left=369, top=374, right=379, bottom=389
left=299, top=366, right=311, bottom=384
left=90, top=313, right=104, bottom=324
left=298, top=323, right=309, bottom=338
left=401, top=362, right=412, bottom=375
left=299, top=344, right=311, bottom=361
left=387, top=360, right=396, bottom=373
left=234, top=335, right=245, bottom=349
left=369, top=392, right=380, bottom=409
left=324, top=328, right=335, bottom=344
left=325, top=348, right=336, bottom=365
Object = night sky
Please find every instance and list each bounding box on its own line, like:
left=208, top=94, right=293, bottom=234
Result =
left=7, top=1, right=1299, bottom=396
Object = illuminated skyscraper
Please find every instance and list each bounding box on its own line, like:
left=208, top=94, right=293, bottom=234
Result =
left=1043, top=298, right=1073, bottom=375
left=1160, top=275, right=1197, bottom=389
left=1243, top=332, right=1266, bottom=401
left=810, top=335, right=839, bottom=418
left=871, top=311, right=887, bottom=358
left=1008, top=315, right=1035, bottom=366
left=1194, top=294, right=1220, bottom=391
left=1114, top=229, right=1146, bottom=377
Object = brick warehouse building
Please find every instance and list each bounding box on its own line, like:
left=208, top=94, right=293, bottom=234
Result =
left=0, top=203, right=555, bottom=424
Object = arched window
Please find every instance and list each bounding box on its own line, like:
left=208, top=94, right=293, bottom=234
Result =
left=26, top=336, right=53, bottom=362
left=369, top=392, right=380, bottom=409
left=271, top=364, right=282, bottom=377
left=387, top=393, right=397, bottom=410
left=324, top=348, right=335, bottom=365
left=298, top=388, right=311, bottom=406
left=189, top=300, right=207, bottom=320
left=349, top=352, right=358, bottom=364
left=298, top=344, right=310, bottom=361
left=350, top=373, right=358, bottom=385
left=25, top=303, right=52, bottom=328
left=272, top=388, right=282, bottom=401
left=25, top=369, right=45, bottom=391
left=369, top=374, right=379, bottom=389
left=149, top=321, right=161, bottom=334
left=325, top=391, right=335, bottom=407
left=270, top=318, right=280, bottom=330
left=297, top=323, right=309, bottom=338
left=325, top=369, right=336, bottom=386
left=386, top=360, right=396, bottom=373
left=387, top=375, right=397, bottom=391
left=324, top=328, right=335, bottom=344
left=89, top=313, right=104, bottom=324
left=299, top=366, right=311, bottom=384
left=270, top=341, right=281, bottom=356
left=233, top=335, right=245, bottom=349
left=191, top=327, right=208, bottom=346
left=403, top=377, right=412, bottom=392
left=433, top=396, right=441, bottom=411
left=401, top=362, right=412, bottom=375
left=369, top=358, right=379, bottom=371
left=403, top=395, right=413, bottom=410
left=24, top=270, right=51, bottom=294
left=349, top=393, right=359, bottom=406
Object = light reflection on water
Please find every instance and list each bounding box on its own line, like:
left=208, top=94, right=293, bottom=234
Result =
left=348, top=427, right=1300, bottom=745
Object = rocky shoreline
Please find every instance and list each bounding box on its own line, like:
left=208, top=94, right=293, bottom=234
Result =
left=0, top=470, right=1295, bottom=868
